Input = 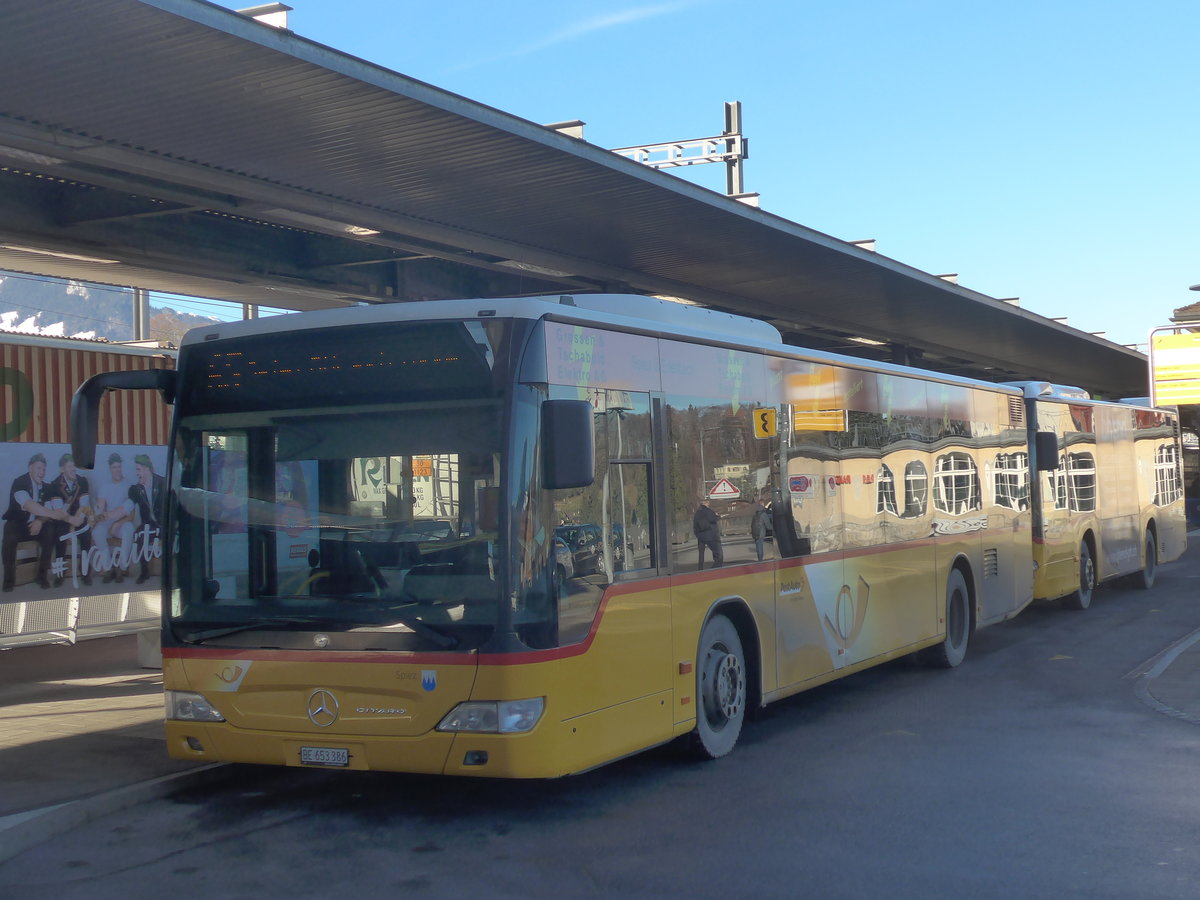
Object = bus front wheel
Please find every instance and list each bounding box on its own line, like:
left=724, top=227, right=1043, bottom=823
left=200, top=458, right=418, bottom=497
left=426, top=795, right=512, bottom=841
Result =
left=690, top=614, right=746, bottom=759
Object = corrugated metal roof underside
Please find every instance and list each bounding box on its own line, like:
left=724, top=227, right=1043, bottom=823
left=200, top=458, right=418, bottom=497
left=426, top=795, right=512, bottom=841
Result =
left=0, top=0, right=1148, bottom=396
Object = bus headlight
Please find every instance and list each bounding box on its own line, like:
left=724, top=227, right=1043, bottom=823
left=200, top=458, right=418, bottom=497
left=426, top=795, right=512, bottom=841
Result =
left=165, top=691, right=226, bottom=722
left=437, top=698, right=544, bottom=734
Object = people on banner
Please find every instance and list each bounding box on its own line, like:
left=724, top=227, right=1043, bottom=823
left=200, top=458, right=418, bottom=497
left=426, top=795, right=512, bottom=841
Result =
left=1, top=452, right=59, bottom=591
left=91, top=451, right=138, bottom=583
left=129, top=454, right=166, bottom=585
left=46, top=453, right=94, bottom=586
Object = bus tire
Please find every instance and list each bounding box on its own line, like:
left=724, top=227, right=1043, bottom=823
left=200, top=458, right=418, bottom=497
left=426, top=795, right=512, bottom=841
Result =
left=690, top=614, right=746, bottom=759
left=1134, top=529, right=1157, bottom=590
left=1063, top=540, right=1095, bottom=610
left=925, top=569, right=971, bottom=669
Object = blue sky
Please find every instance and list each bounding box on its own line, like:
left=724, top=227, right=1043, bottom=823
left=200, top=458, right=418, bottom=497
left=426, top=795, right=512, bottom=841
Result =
left=201, top=0, right=1199, bottom=349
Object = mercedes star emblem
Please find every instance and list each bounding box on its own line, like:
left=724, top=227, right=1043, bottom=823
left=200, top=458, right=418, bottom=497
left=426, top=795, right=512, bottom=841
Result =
left=307, top=689, right=339, bottom=727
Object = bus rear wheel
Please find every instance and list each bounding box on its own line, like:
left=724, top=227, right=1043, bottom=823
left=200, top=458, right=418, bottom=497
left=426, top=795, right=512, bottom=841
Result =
left=925, top=569, right=971, bottom=668
left=1134, top=530, right=1157, bottom=590
left=1063, top=540, right=1095, bottom=610
left=690, top=614, right=746, bottom=759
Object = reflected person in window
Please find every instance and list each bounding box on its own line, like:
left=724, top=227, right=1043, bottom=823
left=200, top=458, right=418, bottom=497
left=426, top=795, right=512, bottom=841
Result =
left=693, top=498, right=723, bottom=569
left=751, top=496, right=772, bottom=562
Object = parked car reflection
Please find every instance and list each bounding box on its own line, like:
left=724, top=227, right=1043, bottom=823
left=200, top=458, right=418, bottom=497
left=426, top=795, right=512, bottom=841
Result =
left=554, top=523, right=624, bottom=576
left=553, top=536, right=575, bottom=589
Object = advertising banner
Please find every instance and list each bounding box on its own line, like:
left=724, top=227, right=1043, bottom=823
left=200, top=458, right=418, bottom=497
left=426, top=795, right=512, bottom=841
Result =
left=2, top=442, right=168, bottom=599
left=1, top=334, right=174, bottom=645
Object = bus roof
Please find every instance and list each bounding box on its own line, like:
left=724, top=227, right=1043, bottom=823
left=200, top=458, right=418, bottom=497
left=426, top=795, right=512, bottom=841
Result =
left=179, top=293, right=1025, bottom=396
left=179, top=294, right=780, bottom=347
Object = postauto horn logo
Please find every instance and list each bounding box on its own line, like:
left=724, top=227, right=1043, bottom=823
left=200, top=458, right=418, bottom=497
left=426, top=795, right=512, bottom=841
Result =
left=822, top=576, right=870, bottom=652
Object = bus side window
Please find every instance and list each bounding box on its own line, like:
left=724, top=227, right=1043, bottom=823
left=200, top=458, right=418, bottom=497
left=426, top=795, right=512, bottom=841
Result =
left=548, top=390, right=657, bottom=644
left=607, top=462, right=654, bottom=573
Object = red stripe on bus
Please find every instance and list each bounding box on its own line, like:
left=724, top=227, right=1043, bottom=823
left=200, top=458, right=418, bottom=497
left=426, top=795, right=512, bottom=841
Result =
left=163, top=636, right=606, bottom=667
left=163, top=645, right=478, bottom=666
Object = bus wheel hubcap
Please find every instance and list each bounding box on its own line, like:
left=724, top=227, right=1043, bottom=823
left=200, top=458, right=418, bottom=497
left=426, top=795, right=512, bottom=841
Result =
left=706, top=650, right=743, bottom=722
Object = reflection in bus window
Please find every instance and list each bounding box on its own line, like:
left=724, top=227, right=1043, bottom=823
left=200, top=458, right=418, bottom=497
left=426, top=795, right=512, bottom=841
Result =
left=877, top=465, right=898, bottom=516
left=172, top=402, right=505, bottom=650
left=903, top=460, right=929, bottom=517
left=934, top=452, right=981, bottom=515
left=669, top=406, right=777, bottom=567
left=550, top=389, right=655, bottom=645
left=205, top=434, right=248, bottom=599
left=1052, top=452, right=1097, bottom=512
left=1068, top=453, right=1097, bottom=511
left=993, top=452, right=1030, bottom=511
left=1154, top=444, right=1183, bottom=506
left=608, top=463, right=653, bottom=572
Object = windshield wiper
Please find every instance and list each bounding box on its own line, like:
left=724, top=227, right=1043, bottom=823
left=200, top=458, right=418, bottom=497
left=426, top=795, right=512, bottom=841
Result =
left=178, top=616, right=330, bottom=643
left=177, top=611, right=459, bottom=650
left=346, top=609, right=459, bottom=649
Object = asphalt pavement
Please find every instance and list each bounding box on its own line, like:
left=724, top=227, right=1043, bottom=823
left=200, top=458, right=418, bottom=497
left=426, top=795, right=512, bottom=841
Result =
left=3, top=538, right=1200, bottom=863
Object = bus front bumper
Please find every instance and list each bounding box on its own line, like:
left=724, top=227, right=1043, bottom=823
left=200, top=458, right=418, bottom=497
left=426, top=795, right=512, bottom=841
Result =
left=164, top=720, right=560, bottom=778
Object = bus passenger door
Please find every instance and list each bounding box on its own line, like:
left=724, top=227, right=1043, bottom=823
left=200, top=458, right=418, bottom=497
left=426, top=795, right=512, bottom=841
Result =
left=548, top=389, right=672, bottom=715
left=832, top=373, right=938, bottom=670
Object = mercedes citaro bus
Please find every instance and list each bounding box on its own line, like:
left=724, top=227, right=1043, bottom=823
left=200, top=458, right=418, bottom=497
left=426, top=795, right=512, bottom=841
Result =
left=71, top=294, right=1185, bottom=777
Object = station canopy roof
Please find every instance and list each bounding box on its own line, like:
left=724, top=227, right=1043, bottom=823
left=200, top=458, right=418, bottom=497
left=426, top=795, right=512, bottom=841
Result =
left=0, top=0, right=1149, bottom=397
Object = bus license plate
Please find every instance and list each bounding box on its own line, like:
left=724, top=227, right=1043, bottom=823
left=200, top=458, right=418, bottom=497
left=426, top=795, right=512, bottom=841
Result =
left=300, top=746, right=349, bottom=767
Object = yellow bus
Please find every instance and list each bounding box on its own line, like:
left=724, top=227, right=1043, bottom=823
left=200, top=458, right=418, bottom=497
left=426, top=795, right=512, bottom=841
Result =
left=1019, top=383, right=1187, bottom=608
left=71, top=295, right=1185, bottom=777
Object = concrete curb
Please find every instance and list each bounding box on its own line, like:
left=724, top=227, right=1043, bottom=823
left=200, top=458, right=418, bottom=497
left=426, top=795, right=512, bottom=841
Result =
left=1129, top=625, right=1200, bottom=726
left=0, top=763, right=228, bottom=864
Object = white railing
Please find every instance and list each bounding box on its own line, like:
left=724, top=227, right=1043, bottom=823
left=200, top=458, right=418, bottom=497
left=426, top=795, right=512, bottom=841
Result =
left=0, top=591, right=159, bottom=649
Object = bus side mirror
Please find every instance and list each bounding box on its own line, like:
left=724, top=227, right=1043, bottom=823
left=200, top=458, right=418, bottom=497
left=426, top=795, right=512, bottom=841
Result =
left=1034, top=431, right=1060, bottom=471
left=71, top=369, right=178, bottom=469
left=542, top=399, right=594, bottom=489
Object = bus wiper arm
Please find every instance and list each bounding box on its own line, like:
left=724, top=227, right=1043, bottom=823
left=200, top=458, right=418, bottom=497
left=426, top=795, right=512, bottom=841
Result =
left=356, top=610, right=459, bottom=650
left=338, top=591, right=460, bottom=649
left=179, top=612, right=459, bottom=649
left=179, top=617, right=324, bottom=643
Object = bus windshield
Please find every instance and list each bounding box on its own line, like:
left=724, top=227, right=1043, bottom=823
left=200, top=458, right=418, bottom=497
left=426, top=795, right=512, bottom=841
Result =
left=166, top=320, right=510, bottom=652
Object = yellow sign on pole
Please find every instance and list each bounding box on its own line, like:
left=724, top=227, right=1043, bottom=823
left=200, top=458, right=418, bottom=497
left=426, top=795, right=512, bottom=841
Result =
left=753, top=407, right=777, bottom=439
left=1150, top=329, right=1200, bottom=405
